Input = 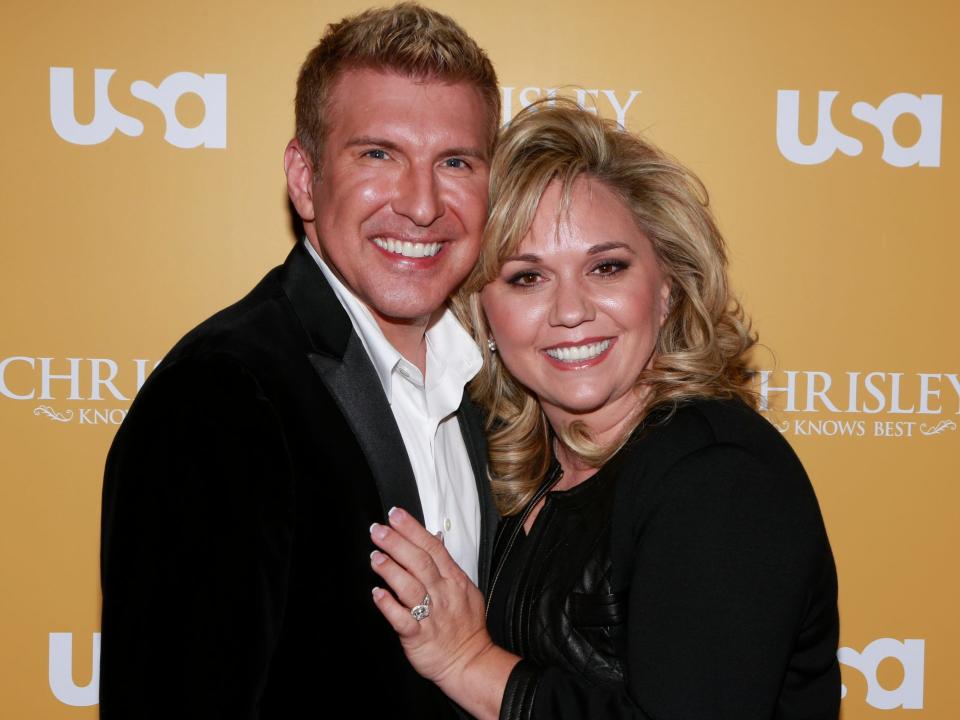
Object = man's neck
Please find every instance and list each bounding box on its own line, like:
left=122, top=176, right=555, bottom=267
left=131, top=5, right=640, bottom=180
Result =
left=371, top=308, right=439, bottom=375
left=305, top=234, right=438, bottom=374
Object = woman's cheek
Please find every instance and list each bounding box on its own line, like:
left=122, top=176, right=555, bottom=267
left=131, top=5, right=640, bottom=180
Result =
left=484, top=295, right=541, bottom=377
left=502, top=296, right=548, bottom=348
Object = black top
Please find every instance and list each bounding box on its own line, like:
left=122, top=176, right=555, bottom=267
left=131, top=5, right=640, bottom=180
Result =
left=487, top=398, right=840, bottom=720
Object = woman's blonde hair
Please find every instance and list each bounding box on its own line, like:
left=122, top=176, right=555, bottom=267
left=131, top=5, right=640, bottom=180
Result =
left=455, top=99, right=757, bottom=516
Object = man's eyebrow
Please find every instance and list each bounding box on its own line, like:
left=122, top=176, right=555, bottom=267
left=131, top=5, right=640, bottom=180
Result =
left=345, top=136, right=402, bottom=151
left=444, top=146, right=488, bottom=160
left=587, top=242, right=635, bottom=255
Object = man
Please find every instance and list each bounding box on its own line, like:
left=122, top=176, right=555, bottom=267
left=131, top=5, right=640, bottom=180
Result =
left=99, top=5, right=500, bottom=717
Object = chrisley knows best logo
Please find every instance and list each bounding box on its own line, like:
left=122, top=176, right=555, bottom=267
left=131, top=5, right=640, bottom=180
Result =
left=759, top=370, right=959, bottom=438
left=500, top=86, right=642, bottom=128
left=0, top=356, right=160, bottom=426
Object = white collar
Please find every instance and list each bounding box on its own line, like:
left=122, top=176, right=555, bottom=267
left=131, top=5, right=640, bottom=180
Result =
left=304, top=238, right=481, bottom=410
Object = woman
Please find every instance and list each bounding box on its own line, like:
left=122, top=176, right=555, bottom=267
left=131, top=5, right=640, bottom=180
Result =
left=368, top=100, right=840, bottom=719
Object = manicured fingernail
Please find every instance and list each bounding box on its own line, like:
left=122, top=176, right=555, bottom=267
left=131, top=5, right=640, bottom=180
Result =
left=369, top=523, right=388, bottom=541
left=388, top=506, right=398, bottom=517
left=372, top=587, right=386, bottom=601
left=370, top=550, right=386, bottom=566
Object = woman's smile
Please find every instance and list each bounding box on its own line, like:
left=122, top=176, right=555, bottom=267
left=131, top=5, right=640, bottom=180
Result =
left=541, top=337, right=616, bottom=369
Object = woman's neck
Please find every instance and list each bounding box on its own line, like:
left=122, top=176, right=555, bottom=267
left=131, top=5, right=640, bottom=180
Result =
left=547, top=387, right=649, bottom=490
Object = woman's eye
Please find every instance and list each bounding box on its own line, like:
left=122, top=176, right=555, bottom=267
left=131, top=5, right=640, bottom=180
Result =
left=592, top=260, right=628, bottom=276
left=507, top=271, right=542, bottom=287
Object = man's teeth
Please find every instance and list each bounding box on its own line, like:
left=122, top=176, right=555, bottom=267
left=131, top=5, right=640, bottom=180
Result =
left=372, top=237, right=442, bottom=258
left=545, top=340, right=612, bottom=363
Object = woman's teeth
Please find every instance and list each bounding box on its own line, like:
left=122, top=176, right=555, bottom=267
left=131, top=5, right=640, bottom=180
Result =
left=372, top=237, right=442, bottom=258
left=545, top=340, right=612, bottom=363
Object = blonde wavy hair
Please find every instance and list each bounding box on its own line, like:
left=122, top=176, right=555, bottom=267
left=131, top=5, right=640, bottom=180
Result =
left=454, top=99, right=757, bottom=516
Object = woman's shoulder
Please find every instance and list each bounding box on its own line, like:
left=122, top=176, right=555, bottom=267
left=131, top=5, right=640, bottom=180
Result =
left=612, top=397, right=831, bottom=559
left=632, top=397, right=795, bottom=463
left=612, top=397, right=813, bottom=510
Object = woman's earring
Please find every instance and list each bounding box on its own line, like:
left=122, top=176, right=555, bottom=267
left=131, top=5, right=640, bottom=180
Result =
left=487, top=337, right=497, bottom=353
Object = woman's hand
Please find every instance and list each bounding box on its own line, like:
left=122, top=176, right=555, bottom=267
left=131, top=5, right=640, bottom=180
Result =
left=369, top=507, right=519, bottom=720
left=369, top=507, right=492, bottom=685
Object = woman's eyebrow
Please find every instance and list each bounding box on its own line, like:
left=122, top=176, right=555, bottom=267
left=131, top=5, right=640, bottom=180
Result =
left=503, top=253, right=542, bottom=264
left=587, top=242, right=635, bottom=255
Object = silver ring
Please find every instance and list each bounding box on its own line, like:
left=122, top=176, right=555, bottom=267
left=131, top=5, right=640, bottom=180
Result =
left=411, top=593, right=431, bottom=622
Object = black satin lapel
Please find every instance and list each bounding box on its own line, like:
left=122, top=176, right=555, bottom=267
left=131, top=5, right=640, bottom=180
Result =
left=309, top=334, right=424, bottom=524
left=278, top=241, right=352, bottom=357
left=457, top=394, right=499, bottom=594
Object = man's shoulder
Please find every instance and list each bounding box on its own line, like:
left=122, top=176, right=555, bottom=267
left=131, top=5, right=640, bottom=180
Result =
left=163, top=244, right=347, bottom=370
left=106, top=250, right=365, bottom=468
left=135, top=250, right=342, bottom=408
left=163, top=266, right=293, bottom=366
left=119, top=266, right=294, bottom=412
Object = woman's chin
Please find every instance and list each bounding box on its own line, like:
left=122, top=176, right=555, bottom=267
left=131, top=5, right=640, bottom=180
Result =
left=537, top=382, right=645, bottom=429
left=540, top=393, right=616, bottom=420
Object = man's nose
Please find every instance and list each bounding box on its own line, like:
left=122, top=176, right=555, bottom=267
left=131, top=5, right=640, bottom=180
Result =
left=392, top=164, right=443, bottom=226
left=548, top=277, right=595, bottom=327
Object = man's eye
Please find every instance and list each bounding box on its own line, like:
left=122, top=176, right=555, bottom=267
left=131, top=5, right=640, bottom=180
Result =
left=364, top=149, right=388, bottom=160
left=444, top=157, right=470, bottom=169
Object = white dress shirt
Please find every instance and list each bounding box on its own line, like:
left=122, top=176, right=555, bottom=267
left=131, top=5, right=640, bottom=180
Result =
left=305, top=239, right=483, bottom=584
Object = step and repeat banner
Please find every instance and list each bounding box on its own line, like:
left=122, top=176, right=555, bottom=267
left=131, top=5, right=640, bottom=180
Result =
left=1, top=0, right=957, bottom=717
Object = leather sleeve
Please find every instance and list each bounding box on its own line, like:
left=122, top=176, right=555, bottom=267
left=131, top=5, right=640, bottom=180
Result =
left=502, top=443, right=839, bottom=720
left=500, top=658, right=541, bottom=720
left=99, top=355, right=295, bottom=720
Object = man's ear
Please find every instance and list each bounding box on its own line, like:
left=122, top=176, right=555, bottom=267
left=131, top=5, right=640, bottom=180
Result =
left=285, top=139, right=316, bottom=223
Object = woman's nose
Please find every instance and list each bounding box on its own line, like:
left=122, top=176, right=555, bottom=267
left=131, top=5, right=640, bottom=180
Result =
left=548, top=277, right=595, bottom=327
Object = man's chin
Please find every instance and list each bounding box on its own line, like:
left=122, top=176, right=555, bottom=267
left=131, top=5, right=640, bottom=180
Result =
left=366, top=297, right=450, bottom=328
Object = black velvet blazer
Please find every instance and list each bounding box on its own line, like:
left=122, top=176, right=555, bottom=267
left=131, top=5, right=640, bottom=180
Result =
left=99, top=241, right=498, bottom=719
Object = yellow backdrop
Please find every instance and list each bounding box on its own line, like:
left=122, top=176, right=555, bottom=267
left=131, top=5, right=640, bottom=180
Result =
left=2, top=0, right=957, bottom=716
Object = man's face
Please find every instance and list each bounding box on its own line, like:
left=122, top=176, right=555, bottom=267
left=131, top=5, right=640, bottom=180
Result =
left=305, top=68, right=490, bottom=327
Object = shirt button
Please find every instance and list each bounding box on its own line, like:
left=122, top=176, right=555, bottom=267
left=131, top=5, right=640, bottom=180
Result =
left=443, top=518, right=452, bottom=532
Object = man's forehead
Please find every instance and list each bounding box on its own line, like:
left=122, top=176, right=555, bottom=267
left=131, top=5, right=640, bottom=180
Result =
left=326, top=66, right=481, bottom=114
left=323, top=67, right=490, bottom=151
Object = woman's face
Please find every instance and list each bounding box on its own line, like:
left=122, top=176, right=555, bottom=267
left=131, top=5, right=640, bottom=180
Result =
left=481, top=177, right=670, bottom=430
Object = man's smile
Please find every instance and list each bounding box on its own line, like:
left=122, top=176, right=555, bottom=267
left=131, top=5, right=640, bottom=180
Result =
left=371, top=236, right=445, bottom=258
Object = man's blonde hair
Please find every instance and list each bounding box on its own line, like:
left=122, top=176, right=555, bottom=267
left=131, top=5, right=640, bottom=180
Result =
left=456, top=99, right=758, bottom=516
left=295, top=3, right=500, bottom=166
